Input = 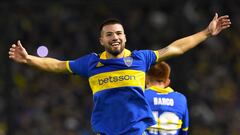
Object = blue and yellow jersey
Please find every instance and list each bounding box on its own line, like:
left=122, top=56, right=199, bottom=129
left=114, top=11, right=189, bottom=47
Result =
left=66, top=49, right=160, bottom=134
left=144, top=86, right=189, bottom=135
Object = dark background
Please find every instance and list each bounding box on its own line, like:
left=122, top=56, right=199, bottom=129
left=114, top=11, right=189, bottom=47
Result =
left=0, top=0, right=239, bottom=135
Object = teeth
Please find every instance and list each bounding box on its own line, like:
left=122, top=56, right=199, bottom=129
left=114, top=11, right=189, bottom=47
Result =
left=112, top=43, right=120, bottom=46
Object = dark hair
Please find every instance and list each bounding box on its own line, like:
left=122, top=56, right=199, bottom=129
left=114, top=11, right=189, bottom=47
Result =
left=99, top=18, right=122, bottom=32
left=147, top=61, right=171, bottom=82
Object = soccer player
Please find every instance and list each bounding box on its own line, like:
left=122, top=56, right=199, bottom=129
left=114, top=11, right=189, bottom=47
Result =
left=8, top=13, right=230, bottom=135
left=145, top=61, right=189, bottom=135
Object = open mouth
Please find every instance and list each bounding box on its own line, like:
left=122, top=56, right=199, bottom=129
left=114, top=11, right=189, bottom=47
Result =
left=111, top=42, right=120, bottom=47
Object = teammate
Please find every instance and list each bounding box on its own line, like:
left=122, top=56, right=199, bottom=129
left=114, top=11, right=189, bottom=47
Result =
left=8, top=13, right=230, bottom=135
left=145, top=61, right=188, bottom=135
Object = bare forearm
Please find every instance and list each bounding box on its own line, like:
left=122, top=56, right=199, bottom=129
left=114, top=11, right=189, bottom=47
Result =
left=157, top=28, right=211, bottom=61
left=158, top=14, right=231, bottom=61
left=169, top=28, right=211, bottom=54
left=26, top=55, right=68, bottom=73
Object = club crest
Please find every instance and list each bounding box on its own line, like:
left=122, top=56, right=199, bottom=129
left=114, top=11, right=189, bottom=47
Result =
left=123, top=57, right=133, bottom=67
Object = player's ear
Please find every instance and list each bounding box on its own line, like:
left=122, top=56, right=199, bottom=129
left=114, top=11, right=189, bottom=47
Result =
left=99, top=37, right=104, bottom=46
left=165, top=79, right=170, bottom=87
left=124, top=34, right=127, bottom=42
left=145, top=75, right=150, bottom=88
left=145, top=75, right=149, bottom=84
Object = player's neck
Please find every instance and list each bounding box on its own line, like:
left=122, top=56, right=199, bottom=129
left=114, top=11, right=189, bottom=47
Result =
left=147, top=82, right=165, bottom=89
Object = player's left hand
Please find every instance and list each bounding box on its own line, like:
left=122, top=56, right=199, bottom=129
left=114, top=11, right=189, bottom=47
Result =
left=207, top=13, right=231, bottom=36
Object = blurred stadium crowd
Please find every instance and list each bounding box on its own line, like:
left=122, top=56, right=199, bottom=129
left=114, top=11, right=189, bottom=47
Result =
left=0, top=0, right=239, bottom=135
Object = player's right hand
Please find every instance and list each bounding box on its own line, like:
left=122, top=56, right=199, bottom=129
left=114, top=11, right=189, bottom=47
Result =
left=9, top=40, right=29, bottom=64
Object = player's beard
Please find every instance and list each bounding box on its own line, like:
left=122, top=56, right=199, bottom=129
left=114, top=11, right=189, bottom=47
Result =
left=105, top=43, right=125, bottom=56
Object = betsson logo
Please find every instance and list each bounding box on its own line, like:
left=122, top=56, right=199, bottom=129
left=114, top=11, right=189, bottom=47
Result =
left=98, top=75, right=136, bottom=85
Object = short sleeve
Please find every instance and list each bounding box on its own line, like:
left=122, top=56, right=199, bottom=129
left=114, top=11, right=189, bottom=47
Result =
left=66, top=54, right=93, bottom=77
left=133, top=50, right=159, bottom=72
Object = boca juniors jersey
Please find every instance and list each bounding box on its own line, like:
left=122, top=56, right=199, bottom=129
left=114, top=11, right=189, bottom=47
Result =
left=144, top=86, right=189, bottom=135
left=66, top=49, right=159, bottom=134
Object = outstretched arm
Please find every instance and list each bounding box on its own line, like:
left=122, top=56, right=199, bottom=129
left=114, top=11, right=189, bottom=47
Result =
left=9, top=40, right=69, bottom=73
left=157, top=13, right=231, bottom=61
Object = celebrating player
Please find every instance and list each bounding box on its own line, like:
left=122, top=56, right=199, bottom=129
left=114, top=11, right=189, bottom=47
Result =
left=9, top=13, right=230, bottom=135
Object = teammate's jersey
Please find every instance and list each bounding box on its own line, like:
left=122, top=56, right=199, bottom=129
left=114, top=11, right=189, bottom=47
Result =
left=144, top=86, right=189, bottom=135
left=67, top=49, right=159, bottom=135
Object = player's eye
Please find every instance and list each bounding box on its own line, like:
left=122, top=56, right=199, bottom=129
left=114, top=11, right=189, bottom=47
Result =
left=106, top=33, right=112, bottom=36
left=116, top=32, right=122, bottom=35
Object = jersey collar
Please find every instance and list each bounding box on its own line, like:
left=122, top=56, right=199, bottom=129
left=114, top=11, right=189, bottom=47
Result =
left=148, top=86, right=174, bottom=94
left=100, top=49, right=131, bottom=59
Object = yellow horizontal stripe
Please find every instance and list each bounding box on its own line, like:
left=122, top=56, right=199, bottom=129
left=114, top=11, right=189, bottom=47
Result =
left=89, top=70, right=145, bottom=94
left=66, top=61, right=73, bottom=73
left=148, top=119, right=183, bottom=131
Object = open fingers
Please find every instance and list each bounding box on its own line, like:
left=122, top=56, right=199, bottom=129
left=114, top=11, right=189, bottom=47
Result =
left=10, top=44, right=16, bottom=52
left=11, top=44, right=17, bottom=48
left=222, top=21, right=231, bottom=26
left=9, top=48, right=15, bottom=59
left=9, top=43, right=18, bottom=58
left=10, top=48, right=15, bottom=52
left=213, top=13, right=218, bottom=20
left=9, top=51, right=14, bottom=57
left=218, top=15, right=230, bottom=21
left=221, top=25, right=231, bottom=30
left=17, top=40, right=24, bottom=48
left=220, top=18, right=231, bottom=27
